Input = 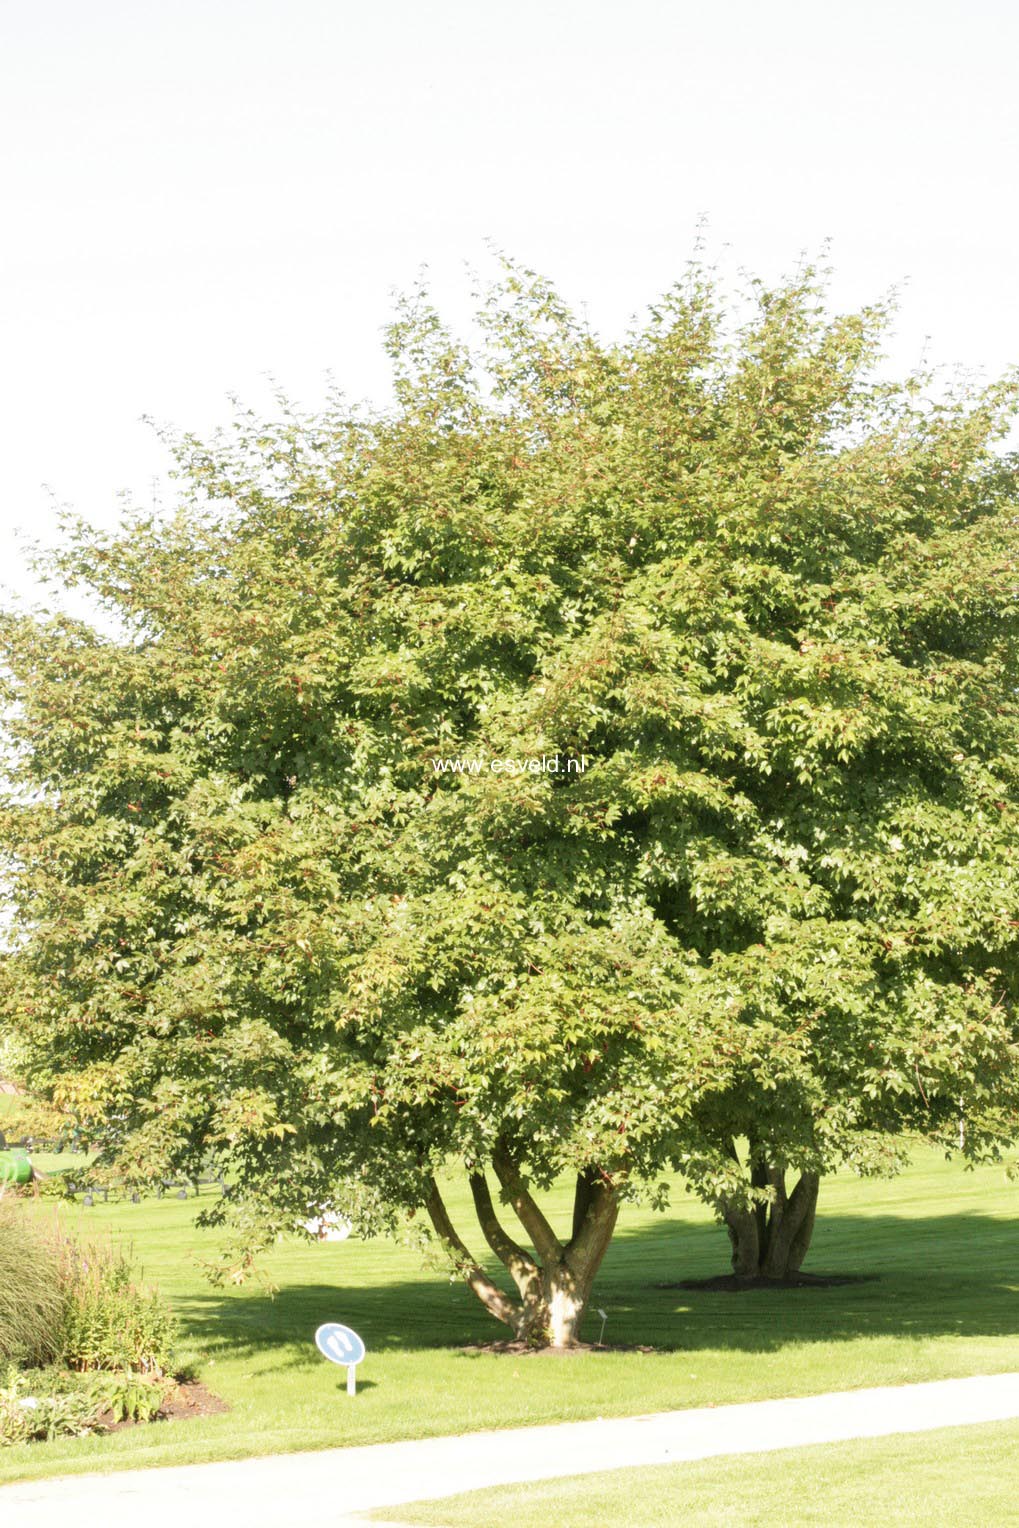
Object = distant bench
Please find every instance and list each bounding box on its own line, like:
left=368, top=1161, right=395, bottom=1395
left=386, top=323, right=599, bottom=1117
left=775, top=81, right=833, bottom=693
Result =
left=63, top=1174, right=228, bottom=1205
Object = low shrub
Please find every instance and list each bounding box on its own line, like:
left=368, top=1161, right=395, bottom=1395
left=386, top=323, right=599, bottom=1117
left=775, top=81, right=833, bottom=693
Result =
left=58, top=1239, right=178, bottom=1376
left=0, top=1366, right=173, bottom=1445
left=0, top=1196, right=178, bottom=1378
left=0, top=1198, right=64, bottom=1368
left=0, top=1198, right=182, bottom=1447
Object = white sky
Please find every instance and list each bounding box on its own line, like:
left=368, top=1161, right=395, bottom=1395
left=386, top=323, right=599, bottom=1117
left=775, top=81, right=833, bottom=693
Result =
left=2, top=0, right=1017, bottom=607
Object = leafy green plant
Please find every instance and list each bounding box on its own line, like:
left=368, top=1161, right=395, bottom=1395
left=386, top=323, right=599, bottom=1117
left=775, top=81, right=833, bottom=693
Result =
left=0, top=1379, right=34, bottom=1447
left=58, top=1239, right=177, bottom=1375
left=95, top=1370, right=169, bottom=1424
left=0, top=1367, right=172, bottom=1445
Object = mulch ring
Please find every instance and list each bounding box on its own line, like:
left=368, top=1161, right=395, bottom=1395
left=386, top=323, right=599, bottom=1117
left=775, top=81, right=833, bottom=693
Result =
left=659, top=1272, right=878, bottom=1293
left=460, top=1340, right=657, bottom=1357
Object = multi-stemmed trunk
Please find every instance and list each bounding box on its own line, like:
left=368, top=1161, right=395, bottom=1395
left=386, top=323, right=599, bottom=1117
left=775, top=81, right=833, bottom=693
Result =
left=424, top=1143, right=618, bottom=1348
left=717, top=1160, right=820, bottom=1281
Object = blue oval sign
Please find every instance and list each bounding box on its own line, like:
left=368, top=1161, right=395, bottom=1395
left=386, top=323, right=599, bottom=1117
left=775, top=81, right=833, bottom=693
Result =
left=315, top=1322, right=366, bottom=1367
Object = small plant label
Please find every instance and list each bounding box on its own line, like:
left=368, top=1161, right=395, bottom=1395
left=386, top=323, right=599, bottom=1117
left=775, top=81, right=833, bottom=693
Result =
left=315, top=1322, right=366, bottom=1396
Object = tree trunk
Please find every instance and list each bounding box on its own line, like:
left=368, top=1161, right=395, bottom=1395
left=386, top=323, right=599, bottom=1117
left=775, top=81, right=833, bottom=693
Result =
left=547, top=1279, right=584, bottom=1348
left=516, top=1262, right=590, bottom=1347
left=722, top=1204, right=760, bottom=1278
left=425, top=1149, right=618, bottom=1349
left=718, top=1161, right=820, bottom=1281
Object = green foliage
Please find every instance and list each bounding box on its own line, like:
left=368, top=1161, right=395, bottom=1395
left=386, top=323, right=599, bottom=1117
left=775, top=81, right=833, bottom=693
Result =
left=0, top=1197, right=176, bottom=1377
left=0, top=1091, right=72, bottom=1145
left=91, top=1368, right=170, bottom=1424
left=0, top=1366, right=171, bottom=1446
left=2, top=254, right=1019, bottom=1310
left=58, top=1238, right=178, bottom=1376
left=0, top=1200, right=65, bottom=1368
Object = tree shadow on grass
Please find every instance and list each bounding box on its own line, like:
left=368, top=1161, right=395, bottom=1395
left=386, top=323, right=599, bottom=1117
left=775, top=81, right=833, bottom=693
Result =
left=174, top=1210, right=1019, bottom=1369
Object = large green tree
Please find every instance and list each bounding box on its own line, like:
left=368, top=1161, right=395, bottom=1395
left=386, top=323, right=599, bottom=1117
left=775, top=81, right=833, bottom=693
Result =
left=2, top=260, right=1019, bottom=1339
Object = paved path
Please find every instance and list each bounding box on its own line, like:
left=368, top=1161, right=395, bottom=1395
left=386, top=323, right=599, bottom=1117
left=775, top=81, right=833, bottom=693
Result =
left=5, top=1372, right=1019, bottom=1527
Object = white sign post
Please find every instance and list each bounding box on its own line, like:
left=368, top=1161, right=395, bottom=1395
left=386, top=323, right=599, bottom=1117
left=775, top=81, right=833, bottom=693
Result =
left=315, top=1322, right=367, bottom=1396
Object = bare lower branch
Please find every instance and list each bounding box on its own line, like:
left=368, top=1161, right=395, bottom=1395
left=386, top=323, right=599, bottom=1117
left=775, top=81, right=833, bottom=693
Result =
left=423, top=1177, right=520, bottom=1330
left=565, top=1171, right=618, bottom=1280
left=492, top=1140, right=564, bottom=1265
left=469, top=1171, right=539, bottom=1297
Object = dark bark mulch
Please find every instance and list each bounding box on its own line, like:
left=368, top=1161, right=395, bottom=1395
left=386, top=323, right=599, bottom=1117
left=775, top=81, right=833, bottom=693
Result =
left=658, top=1272, right=878, bottom=1292
left=100, top=1380, right=229, bottom=1432
left=460, top=1340, right=657, bottom=1356
left=159, top=1380, right=230, bottom=1420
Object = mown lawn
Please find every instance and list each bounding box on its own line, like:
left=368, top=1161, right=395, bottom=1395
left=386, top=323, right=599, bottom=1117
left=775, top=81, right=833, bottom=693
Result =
left=1, top=1147, right=1018, bottom=1484
left=380, top=1417, right=1019, bottom=1527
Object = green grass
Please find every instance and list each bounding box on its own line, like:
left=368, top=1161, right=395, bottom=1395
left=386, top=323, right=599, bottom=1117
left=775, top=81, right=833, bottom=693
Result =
left=377, top=1419, right=1019, bottom=1526
left=1, top=1147, right=1018, bottom=1484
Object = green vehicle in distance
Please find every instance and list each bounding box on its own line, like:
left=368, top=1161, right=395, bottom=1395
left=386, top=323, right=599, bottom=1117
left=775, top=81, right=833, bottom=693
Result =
left=0, top=1146, right=33, bottom=1186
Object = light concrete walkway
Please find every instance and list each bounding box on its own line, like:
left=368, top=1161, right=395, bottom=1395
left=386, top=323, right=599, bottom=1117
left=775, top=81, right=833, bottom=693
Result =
left=5, top=1372, right=1019, bottom=1527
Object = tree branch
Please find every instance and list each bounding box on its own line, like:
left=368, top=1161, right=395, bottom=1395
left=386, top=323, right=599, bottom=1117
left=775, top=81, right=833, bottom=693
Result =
left=565, top=1171, right=618, bottom=1279
left=571, top=1167, right=597, bottom=1245
left=469, top=1171, right=539, bottom=1297
left=760, top=1168, right=820, bottom=1278
left=423, top=1177, right=520, bottom=1331
left=491, top=1140, right=564, bottom=1266
left=786, top=1172, right=820, bottom=1274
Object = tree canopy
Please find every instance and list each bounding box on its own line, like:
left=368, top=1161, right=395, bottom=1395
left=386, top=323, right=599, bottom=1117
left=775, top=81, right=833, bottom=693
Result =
left=3, top=258, right=1019, bottom=1338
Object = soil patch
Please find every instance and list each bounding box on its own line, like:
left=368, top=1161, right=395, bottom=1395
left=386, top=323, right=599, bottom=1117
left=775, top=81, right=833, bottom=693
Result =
left=659, top=1272, right=878, bottom=1293
left=461, top=1340, right=657, bottom=1357
left=159, top=1380, right=230, bottom=1420
left=100, top=1380, right=229, bottom=1432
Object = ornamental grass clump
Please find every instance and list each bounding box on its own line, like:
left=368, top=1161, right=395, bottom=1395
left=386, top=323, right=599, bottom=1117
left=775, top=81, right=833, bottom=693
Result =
left=0, top=1195, right=177, bottom=1377
left=0, top=1196, right=64, bottom=1368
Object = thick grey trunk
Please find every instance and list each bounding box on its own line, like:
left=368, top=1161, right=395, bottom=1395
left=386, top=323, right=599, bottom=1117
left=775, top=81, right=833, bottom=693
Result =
left=515, top=1171, right=618, bottom=1346
left=515, top=1263, right=589, bottom=1347
left=785, top=1174, right=819, bottom=1275
left=719, top=1164, right=820, bottom=1281
left=722, top=1205, right=760, bottom=1277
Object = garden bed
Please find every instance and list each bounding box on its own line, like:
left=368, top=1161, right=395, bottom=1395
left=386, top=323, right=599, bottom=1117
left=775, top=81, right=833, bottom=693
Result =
left=94, top=1380, right=228, bottom=1432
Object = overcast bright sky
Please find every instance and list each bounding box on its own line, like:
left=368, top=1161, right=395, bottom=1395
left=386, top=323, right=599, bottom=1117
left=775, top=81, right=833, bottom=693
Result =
left=2, top=0, right=1017, bottom=606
